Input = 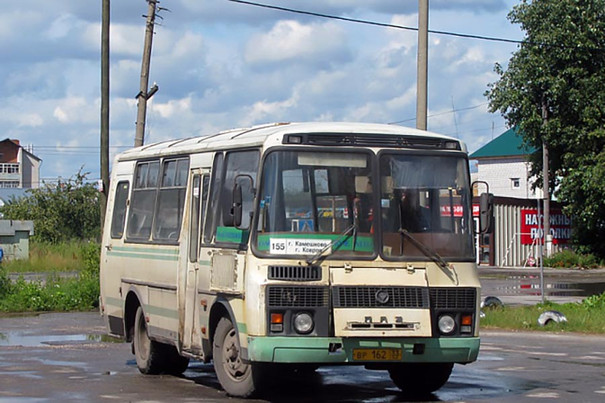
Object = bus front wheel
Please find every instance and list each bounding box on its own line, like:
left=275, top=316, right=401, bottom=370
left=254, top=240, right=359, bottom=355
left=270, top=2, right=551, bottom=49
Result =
left=388, top=363, right=453, bottom=394
left=213, top=317, right=260, bottom=397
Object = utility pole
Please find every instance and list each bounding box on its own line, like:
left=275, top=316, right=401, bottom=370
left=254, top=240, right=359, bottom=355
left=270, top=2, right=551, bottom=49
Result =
left=542, top=100, right=552, bottom=257
left=416, top=0, right=429, bottom=131
left=134, top=0, right=159, bottom=147
left=100, top=0, right=110, bottom=228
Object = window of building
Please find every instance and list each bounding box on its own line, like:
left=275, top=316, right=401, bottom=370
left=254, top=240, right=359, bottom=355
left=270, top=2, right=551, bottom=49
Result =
left=511, top=178, right=520, bottom=189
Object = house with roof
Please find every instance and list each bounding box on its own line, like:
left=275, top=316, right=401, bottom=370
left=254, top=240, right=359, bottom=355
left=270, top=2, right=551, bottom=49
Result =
left=470, top=128, right=569, bottom=267
left=0, top=138, right=41, bottom=189
left=0, top=139, right=40, bottom=260
left=470, top=127, right=542, bottom=199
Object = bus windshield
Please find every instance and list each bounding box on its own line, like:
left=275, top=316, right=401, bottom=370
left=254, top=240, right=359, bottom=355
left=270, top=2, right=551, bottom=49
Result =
left=379, top=153, right=474, bottom=260
left=256, top=150, right=375, bottom=259
left=254, top=149, right=474, bottom=261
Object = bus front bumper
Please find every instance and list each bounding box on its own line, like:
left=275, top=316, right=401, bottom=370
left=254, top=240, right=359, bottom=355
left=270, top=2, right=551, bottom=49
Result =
left=247, top=336, right=480, bottom=364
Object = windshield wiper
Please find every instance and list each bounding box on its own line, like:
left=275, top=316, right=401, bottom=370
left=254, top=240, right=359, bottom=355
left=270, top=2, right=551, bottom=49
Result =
left=306, top=223, right=357, bottom=265
left=398, top=229, right=459, bottom=285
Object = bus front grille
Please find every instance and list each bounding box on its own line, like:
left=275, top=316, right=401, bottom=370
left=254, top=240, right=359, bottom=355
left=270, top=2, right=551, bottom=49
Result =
left=267, top=286, right=328, bottom=307
left=429, top=288, right=477, bottom=309
left=268, top=265, right=321, bottom=281
left=332, top=286, right=430, bottom=309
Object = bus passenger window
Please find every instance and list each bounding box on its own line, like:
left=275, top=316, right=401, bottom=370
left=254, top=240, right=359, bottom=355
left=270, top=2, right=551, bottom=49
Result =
left=127, top=161, right=160, bottom=240
left=110, top=181, right=130, bottom=239
left=153, top=157, right=190, bottom=242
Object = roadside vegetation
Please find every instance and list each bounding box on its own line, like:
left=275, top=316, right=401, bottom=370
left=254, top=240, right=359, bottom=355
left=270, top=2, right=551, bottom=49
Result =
left=0, top=171, right=101, bottom=313
left=480, top=293, right=605, bottom=334
left=0, top=241, right=100, bottom=312
left=543, top=250, right=603, bottom=269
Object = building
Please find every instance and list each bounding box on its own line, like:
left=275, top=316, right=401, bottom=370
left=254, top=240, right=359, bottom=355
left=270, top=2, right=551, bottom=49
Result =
left=0, top=220, right=34, bottom=261
left=470, top=127, right=542, bottom=199
left=0, top=138, right=41, bottom=189
left=470, top=128, right=570, bottom=267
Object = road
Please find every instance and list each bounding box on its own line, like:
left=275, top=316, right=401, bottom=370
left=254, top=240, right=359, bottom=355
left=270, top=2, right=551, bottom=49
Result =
left=2, top=311, right=605, bottom=402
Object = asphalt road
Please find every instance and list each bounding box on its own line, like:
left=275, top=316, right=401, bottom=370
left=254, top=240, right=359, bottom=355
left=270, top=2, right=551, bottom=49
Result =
left=2, top=311, right=605, bottom=402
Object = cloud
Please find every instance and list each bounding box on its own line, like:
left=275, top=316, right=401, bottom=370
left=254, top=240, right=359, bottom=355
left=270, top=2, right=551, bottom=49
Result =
left=244, top=20, right=351, bottom=68
left=0, top=0, right=520, bottom=180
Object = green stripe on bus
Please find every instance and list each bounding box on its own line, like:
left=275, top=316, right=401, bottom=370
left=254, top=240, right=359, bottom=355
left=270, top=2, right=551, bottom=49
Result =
left=145, top=304, right=179, bottom=320
left=103, top=298, right=178, bottom=320
left=108, top=246, right=179, bottom=261
left=237, top=322, right=247, bottom=334
left=105, top=296, right=123, bottom=308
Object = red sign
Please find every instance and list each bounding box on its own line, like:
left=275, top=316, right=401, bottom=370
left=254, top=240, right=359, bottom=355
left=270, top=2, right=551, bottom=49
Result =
left=440, top=205, right=464, bottom=217
left=520, top=209, right=571, bottom=245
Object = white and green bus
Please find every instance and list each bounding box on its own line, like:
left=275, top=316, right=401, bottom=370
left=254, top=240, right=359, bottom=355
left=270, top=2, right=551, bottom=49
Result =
left=100, top=122, right=488, bottom=397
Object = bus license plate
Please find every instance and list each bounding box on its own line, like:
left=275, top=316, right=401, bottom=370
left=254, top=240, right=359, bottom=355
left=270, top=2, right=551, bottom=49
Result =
left=352, top=348, right=402, bottom=361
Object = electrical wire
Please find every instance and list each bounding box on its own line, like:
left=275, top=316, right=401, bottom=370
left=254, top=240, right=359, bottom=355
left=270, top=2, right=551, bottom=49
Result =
left=228, top=0, right=523, bottom=44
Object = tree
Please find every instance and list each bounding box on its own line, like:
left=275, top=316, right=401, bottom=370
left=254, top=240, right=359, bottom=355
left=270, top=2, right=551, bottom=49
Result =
left=0, top=170, right=101, bottom=243
left=485, top=0, right=605, bottom=258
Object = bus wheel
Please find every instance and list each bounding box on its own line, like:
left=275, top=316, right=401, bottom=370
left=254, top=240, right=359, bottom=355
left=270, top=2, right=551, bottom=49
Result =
left=388, top=363, right=453, bottom=394
left=165, top=345, right=190, bottom=375
left=213, top=317, right=258, bottom=397
left=133, top=306, right=166, bottom=374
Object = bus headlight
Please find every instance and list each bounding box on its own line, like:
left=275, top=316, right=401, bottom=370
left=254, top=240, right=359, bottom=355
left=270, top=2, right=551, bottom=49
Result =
left=438, top=314, right=456, bottom=335
left=293, top=312, right=314, bottom=334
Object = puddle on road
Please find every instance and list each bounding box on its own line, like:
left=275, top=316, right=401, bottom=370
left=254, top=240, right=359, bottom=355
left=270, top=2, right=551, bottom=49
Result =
left=496, top=279, right=605, bottom=298
left=0, top=332, right=122, bottom=347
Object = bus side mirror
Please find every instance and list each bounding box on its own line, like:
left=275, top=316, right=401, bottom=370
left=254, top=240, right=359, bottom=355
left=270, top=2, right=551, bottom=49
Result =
left=479, top=193, right=494, bottom=234
left=231, top=174, right=255, bottom=229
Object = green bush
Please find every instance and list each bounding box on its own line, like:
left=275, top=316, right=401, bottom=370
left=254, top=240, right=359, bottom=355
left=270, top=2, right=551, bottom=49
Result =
left=0, top=170, right=100, bottom=243
left=543, top=249, right=599, bottom=269
left=0, top=241, right=101, bottom=312
left=0, top=267, right=11, bottom=298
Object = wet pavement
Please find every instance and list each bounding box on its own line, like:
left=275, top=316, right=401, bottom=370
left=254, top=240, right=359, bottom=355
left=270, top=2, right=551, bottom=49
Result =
left=2, top=311, right=605, bottom=402
left=479, top=266, right=605, bottom=306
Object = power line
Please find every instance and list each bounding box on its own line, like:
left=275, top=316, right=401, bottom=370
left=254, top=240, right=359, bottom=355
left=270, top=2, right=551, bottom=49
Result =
left=228, top=0, right=523, bottom=45
left=388, top=102, right=488, bottom=125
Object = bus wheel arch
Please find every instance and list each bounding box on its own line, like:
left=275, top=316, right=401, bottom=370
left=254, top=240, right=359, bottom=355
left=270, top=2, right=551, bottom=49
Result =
left=208, top=298, right=240, bottom=354
left=124, top=290, right=142, bottom=343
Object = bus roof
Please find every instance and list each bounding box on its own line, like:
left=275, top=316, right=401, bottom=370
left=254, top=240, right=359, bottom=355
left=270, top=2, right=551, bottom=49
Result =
left=116, top=122, right=467, bottom=161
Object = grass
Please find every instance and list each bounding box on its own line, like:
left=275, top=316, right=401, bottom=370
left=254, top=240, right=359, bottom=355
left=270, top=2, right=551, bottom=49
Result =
left=1, top=241, right=93, bottom=273
left=480, top=294, right=605, bottom=333
left=0, top=241, right=100, bottom=312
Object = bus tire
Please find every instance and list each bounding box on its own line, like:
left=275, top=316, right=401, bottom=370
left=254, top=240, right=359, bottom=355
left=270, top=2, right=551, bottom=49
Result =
left=213, top=316, right=259, bottom=397
left=388, top=363, right=453, bottom=394
left=133, top=306, right=166, bottom=375
left=164, top=345, right=190, bottom=375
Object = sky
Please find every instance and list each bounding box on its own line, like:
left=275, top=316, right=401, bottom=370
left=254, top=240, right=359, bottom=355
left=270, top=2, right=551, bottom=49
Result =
left=0, top=0, right=524, bottom=183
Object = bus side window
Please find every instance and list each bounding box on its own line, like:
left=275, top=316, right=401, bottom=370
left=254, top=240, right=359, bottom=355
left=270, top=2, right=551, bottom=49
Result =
left=204, top=153, right=224, bottom=244
left=206, top=150, right=259, bottom=246
left=189, top=174, right=210, bottom=262
left=110, top=181, right=130, bottom=239
left=127, top=160, right=160, bottom=240
left=153, top=157, right=190, bottom=242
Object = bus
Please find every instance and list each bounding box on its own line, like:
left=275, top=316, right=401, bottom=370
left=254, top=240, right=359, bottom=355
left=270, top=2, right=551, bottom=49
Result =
left=100, top=122, right=488, bottom=397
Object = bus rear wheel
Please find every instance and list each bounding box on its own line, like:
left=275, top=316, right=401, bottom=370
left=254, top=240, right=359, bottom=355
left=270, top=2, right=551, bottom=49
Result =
left=388, top=363, right=453, bottom=395
left=133, top=306, right=166, bottom=374
left=133, top=307, right=190, bottom=375
left=213, top=317, right=263, bottom=397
